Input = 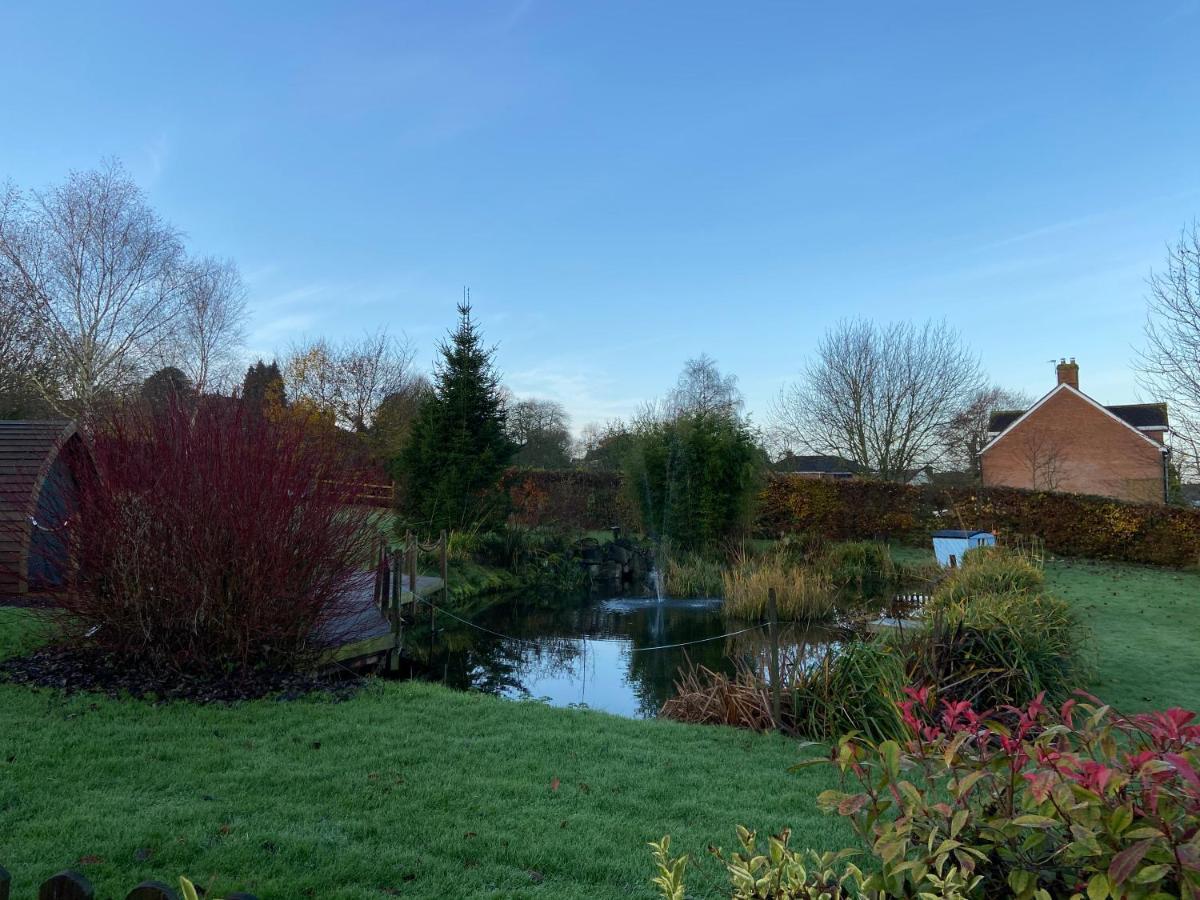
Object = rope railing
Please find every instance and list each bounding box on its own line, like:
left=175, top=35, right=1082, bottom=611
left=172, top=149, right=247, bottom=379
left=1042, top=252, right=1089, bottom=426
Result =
left=414, top=594, right=767, bottom=653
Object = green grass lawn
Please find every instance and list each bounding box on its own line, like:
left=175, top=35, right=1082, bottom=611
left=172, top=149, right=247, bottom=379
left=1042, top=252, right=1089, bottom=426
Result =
left=3, top=548, right=1197, bottom=898
left=0, top=608, right=849, bottom=900
left=1043, top=557, right=1200, bottom=712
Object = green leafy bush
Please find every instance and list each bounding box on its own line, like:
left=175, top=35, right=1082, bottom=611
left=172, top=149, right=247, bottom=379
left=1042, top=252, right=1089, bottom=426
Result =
left=457, top=525, right=586, bottom=592
left=655, top=693, right=1200, bottom=899
left=624, top=411, right=764, bottom=553
left=817, top=691, right=1200, bottom=899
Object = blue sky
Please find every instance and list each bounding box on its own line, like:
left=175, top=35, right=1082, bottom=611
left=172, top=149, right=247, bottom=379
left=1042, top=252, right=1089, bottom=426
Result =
left=3, top=2, right=1198, bottom=430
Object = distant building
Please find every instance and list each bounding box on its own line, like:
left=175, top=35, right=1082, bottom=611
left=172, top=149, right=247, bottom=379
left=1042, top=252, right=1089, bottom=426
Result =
left=979, top=360, right=1170, bottom=504
left=772, top=453, right=863, bottom=480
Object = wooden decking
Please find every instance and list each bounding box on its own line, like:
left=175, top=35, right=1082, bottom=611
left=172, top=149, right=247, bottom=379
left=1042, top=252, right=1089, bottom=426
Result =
left=319, top=575, right=445, bottom=667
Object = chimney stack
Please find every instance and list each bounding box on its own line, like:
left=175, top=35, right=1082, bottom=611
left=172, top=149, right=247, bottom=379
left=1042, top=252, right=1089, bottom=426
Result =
left=1056, top=357, right=1079, bottom=389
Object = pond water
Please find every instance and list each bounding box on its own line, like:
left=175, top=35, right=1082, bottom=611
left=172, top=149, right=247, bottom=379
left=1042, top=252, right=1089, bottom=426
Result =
left=413, top=594, right=841, bottom=719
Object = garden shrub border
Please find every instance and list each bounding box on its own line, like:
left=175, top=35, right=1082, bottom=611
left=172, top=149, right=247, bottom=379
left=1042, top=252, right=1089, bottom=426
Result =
left=757, top=476, right=1200, bottom=567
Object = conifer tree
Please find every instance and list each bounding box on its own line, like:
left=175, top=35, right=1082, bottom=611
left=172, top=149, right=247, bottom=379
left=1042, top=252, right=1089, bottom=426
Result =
left=397, top=304, right=516, bottom=531
left=241, top=360, right=286, bottom=415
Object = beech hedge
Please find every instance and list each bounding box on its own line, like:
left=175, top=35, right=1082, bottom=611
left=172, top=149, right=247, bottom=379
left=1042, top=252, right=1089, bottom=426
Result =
left=503, top=468, right=637, bottom=531
left=757, top=476, right=1200, bottom=567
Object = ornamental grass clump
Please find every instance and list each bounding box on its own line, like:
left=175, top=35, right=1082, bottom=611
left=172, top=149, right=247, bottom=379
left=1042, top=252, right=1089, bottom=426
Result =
left=720, top=556, right=836, bottom=622
left=819, top=540, right=897, bottom=598
left=45, top=400, right=374, bottom=676
left=920, top=550, right=1090, bottom=707
left=662, top=551, right=725, bottom=598
left=661, top=640, right=907, bottom=743
left=930, top=545, right=1044, bottom=606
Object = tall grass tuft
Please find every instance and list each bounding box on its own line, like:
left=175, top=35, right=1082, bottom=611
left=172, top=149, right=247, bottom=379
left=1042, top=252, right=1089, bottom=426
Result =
left=908, top=589, right=1092, bottom=706
left=661, top=552, right=725, bottom=599
left=820, top=540, right=897, bottom=597
left=661, top=640, right=907, bottom=742
left=931, top=546, right=1044, bottom=606
left=721, top=557, right=836, bottom=622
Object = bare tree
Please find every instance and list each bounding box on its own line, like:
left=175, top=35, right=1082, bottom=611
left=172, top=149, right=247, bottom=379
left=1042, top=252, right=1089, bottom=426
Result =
left=338, top=328, right=417, bottom=433
left=1137, top=224, right=1200, bottom=478
left=0, top=161, right=185, bottom=414
left=0, top=270, right=54, bottom=415
left=772, top=318, right=984, bottom=481
left=576, top=419, right=632, bottom=469
left=943, top=385, right=1033, bottom=478
left=508, top=398, right=572, bottom=468
left=667, top=353, right=743, bottom=419
left=284, top=328, right=417, bottom=432
left=170, top=257, right=248, bottom=395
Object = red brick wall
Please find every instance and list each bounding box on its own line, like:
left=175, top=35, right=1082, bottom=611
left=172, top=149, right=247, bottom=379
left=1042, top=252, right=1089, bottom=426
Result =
left=981, top=388, right=1165, bottom=504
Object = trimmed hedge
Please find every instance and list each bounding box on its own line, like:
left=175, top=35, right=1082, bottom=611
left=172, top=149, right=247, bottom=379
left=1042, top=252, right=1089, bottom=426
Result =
left=502, top=468, right=638, bottom=531
left=757, top=476, right=1200, bottom=567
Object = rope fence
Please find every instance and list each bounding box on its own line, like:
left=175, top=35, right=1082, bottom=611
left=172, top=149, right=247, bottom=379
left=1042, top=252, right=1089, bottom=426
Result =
left=415, top=595, right=767, bottom=653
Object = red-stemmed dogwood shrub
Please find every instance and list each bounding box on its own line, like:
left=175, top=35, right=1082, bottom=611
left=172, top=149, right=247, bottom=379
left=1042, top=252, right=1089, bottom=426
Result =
left=809, top=689, right=1200, bottom=898
left=46, top=400, right=374, bottom=675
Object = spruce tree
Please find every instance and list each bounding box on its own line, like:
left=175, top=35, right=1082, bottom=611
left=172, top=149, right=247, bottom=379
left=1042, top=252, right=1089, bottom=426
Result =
left=398, top=303, right=516, bottom=531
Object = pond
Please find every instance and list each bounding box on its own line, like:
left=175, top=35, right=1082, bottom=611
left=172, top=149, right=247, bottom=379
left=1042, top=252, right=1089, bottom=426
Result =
left=410, top=593, right=842, bottom=719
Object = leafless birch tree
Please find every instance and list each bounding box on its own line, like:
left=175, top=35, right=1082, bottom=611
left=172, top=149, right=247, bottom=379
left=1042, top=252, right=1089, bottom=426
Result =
left=772, top=318, right=983, bottom=481
left=1137, top=224, right=1200, bottom=478
left=666, top=353, right=743, bottom=419
left=0, top=161, right=185, bottom=414
left=169, top=256, right=248, bottom=395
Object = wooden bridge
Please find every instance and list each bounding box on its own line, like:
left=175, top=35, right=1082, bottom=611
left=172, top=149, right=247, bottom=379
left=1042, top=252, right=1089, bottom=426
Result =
left=319, top=533, right=449, bottom=669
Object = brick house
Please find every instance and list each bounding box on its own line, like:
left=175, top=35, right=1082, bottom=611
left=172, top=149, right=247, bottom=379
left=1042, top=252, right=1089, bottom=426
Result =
left=979, top=360, right=1170, bottom=504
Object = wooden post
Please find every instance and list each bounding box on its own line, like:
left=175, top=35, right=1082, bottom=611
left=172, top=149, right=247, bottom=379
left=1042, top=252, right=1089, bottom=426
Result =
left=408, top=534, right=417, bottom=597
left=767, top=587, right=781, bottom=730
left=440, top=530, right=449, bottom=610
left=390, top=549, right=403, bottom=670
left=372, top=538, right=384, bottom=607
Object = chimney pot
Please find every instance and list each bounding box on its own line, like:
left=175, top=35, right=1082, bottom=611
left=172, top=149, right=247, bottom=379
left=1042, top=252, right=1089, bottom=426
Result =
left=1056, top=358, right=1079, bottom=389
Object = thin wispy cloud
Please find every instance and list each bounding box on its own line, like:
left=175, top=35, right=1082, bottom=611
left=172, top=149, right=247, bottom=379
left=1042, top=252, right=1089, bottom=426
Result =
left=976, top=212, right=1109, bottom=252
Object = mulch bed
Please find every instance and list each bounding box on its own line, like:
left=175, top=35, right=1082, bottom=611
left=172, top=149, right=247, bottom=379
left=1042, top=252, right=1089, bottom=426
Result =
left=0, top=645, right=363, bottom=704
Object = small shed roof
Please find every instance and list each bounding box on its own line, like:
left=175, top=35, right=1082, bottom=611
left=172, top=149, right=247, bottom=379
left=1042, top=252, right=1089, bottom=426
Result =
left=773, top=454, right=863, bottom=475
left=0, top=420, right=80, bottom=596
left=931, top=529, right=991, bottom=539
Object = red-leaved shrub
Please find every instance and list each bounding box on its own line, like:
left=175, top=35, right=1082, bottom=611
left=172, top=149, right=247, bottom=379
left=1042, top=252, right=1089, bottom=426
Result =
left=653, top=692, right=1200, bottom=898
left=46, top=401, right=374, bottom=674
